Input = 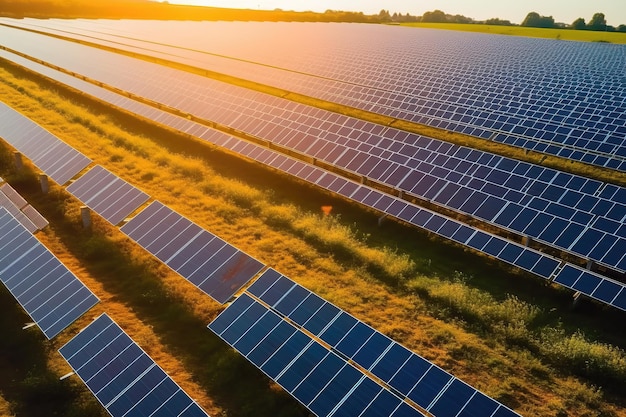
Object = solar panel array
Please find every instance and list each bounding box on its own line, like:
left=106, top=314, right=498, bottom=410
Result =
left=3, top=36, right=626, bottom=314
left=0, top=47, right=567, bottom=283
left=0, top=179, right=48, bottom=232
left=59, top=313, right=209, bottom=417
left=5, top=19, right=625, bottom=171
left=120, top=201, right=265, bottom=304
left=66, top=165, right=149, bottom=225
left=0, top=100, right=91, bottom=184
left=553, top=265, right=626, bottom=312
left=210, top=269, right=521, bottom=417
left=1, top=27, right=624, bottom=272
left=210, top=293, right=428, bottom=417
left=0, top=206, right=98, bottom=338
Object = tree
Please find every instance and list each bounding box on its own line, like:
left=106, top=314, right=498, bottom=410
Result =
left=485, top=17, right=513, bottom=26
left=571, top=17, right=586, bottom=30
left=521, top=11, right=555, bottom=28
left=378, top=9, right=391, bottom=21
left=618, top=24, right=626, bottom=32
left=422, top=9, right=447, bottom=23
left=587, top=12, right=607, bottom=31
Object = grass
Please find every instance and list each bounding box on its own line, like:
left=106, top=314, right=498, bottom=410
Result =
left=401, top=23, right=626, bottom=44
left=0, top=54, right=626, bottom=417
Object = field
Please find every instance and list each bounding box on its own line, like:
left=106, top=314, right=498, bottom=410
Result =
left=401, top=23, right=626, bottom=44
left=0, top=30, right=626, bottom=417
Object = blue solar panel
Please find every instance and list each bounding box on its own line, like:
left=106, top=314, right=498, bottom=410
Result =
left=0, top=207, right=98, bottom=339
left=209, top=294, right=428, bottom=417
left=239, top=269, right=521, bottom=417
left=121, top=201, right=264, bottom=303
left=553, top=265, right=626, bottom=312
left=0, top=101, right=91, bottom=184
left=66, top=165, right=150, bottom=225
left=59, top=313, right=209, bottom=417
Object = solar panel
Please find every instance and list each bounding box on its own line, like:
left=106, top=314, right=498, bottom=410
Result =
left=66, top=165, right=150, bottom=225
left=120, top=201, right=264, bottom=303
left=0, top=181, right=49, bottom=232
left=0, top=189, right=38, bottom=233
left=0, top=182, right=27, bottom=208
left=0, top=101, right=91, bottom=184
left=209, top=293, right=429, bottom=417
left=553, top=265, right=626, bottom=312
left=0, top=207, right=98, bottom=338
left=59, top=313, right=209, bottom=417
left=240, top=269, right=522, bottom=417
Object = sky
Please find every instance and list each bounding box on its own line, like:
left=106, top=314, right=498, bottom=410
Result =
left=164, top=0, right=626, bottom=26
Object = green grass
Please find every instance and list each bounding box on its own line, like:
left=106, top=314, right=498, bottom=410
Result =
left=1, top=52, right=626, bottom=417
left=401, top=23, right=626, bottom=44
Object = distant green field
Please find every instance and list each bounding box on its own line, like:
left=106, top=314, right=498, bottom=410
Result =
left=401, top=23, right=626, bottom=44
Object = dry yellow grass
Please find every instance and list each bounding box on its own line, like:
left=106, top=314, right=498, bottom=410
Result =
left=0, top=394, right=14, bottom=417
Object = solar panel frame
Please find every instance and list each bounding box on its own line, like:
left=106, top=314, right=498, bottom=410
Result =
left=0, top=207, right=98, bottom=338
left=66, top=165, right=150, bottom=225
left=209, top=293, right=429, bottom=417
left=0, top=101, right=91, bottom=185
left=59, top=313, right=210, bottom=417
left=240, top=270, right=521, bottom=416
left=120, top=201, right=264, bottom=304
left=553, top=264, right=626, bottom=312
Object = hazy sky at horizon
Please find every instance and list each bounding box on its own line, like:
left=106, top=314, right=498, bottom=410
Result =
left=163, top=0, right=626, bottom=26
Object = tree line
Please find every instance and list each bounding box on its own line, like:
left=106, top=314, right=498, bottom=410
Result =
left=1, top=1, right=625, bottom=31
left=522, top=11, right=626, bottom=32
left=378, top=9, right=626, bottom=32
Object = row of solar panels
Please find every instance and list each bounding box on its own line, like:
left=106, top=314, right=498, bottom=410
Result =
left=0, top=109, right=521, bottom=417
left=2, top=33, right=623, bottom=273
left=0, top=176, right=48, bottom=232
left=6, top=19, right=624, bottom=171
left=0, top=101, right=265, bottom=305
left=0, top=204, right=210, bottom=416
left=208, top=129, right=626, bottom=313
left=209, top=269, right=521, bottom=417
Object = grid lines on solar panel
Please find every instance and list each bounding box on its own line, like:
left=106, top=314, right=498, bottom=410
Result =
left=209, top=293, right=429, bottom=417
left=120, top=201, right=264, bottom=304
left=241, top=269, right=522, bottom=417
left=59, top=313, right=209, bottom=417
left=0, top=101, right=91, bottom=184
left=0, top=207, right=98, bottom=339
left=2, top=28, right=623, bottom=270
left=0, top=181, right=49, bottom=232
left=6, top=20, right=625, bottom=171
left=553, top=265, right=626, bottom=312
left=0, top=185, right=38, bottom=233
left=1, top=177, right=48, bottom=229
left=66, top=165, right=150, bottom=225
